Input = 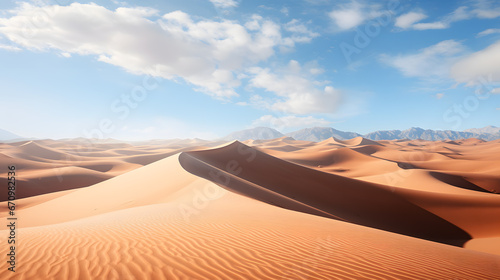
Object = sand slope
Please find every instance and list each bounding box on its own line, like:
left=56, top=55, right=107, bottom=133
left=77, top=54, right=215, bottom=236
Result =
left=1, top=137, right=499, bottom=279
left=0, top=139, right=220, bottom=200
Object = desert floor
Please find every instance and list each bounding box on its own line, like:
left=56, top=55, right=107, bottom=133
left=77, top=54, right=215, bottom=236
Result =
left=1, top=137, right=499, bottom=279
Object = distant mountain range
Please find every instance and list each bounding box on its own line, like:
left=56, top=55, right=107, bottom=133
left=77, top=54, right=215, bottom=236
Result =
left=1, top=126, right=499, bottom=142
left=0, top=129, right=22, bottom=141
left=463, top=126, right=500, bottom=135
left=223, top=126, right=500, bottom=142
left=285, top=127, right=361, bottom=142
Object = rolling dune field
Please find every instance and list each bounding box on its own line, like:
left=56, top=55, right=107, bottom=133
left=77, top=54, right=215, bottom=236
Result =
left=1, top=137, right=499, bottom=279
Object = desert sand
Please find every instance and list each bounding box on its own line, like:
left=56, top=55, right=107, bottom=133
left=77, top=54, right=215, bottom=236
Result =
left=1, top=137, right=499, bottom=279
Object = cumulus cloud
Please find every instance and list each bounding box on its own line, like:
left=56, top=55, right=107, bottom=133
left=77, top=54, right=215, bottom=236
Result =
left=328, top=1, right=382, bottom=31
left=450, top=40, right=500, bottom=85
left=394, top=12, right=427, bottom=29
left=380, top=40, right=466, bottom=80
left=248, top=61, right=342, bottom=114
left=0, top=3, right=313, bottom=99
left=252, top=115, right=330, bottom=130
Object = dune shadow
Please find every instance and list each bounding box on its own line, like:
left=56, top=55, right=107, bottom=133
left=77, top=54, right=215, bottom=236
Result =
left=429, top=172, right=493, bottom=194
left=179, top=142, right=472, bottom=247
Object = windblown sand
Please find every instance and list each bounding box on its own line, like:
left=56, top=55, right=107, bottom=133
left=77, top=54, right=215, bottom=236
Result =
left=1, top=137, right=499, bottom=279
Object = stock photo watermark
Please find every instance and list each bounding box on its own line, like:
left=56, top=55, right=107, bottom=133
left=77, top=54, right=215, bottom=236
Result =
left=53, top=66, right=163, bottom=182
left=178, top=144, right=257, bottom=222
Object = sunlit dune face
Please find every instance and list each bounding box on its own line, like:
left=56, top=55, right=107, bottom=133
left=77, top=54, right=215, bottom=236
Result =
left=1, top=138, right=499, bottom=279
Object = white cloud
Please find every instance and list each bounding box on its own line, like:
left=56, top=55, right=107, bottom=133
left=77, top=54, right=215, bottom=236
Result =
left=477, top=28, right=500, bottom=37
left=399, top=6, right=472, bottom=30
left=0, top=43, right=20, bottom=51
left=450, top=40, right=500, bottom=85
left=412, top=21, right=448, bottom=30
left=490, top=88, right=500, bottom=94
left=0, top=3, right=312, bottom=100
left=280, top=7, right=289, bottom=16
left=209, top=0, right=238, bottom=9
left=248, top=63, right=342, bottom=114
left=309, top=68, right=324, bottom=75
left=435, top=93, right=445, bottom=99
left=111, top=0, right=129, bottom=5
left=328, top=1, right=382, bottom=31
left=394, top=12, right=427, bottom=29
left=287, top=59, right=301, bottom=73
left=284, top=19, right=319, bottom=43
left=447, top=6, right=472, bottom=22
left=252, top=115, right=330, bottom=130
left=472, top=0, right=500, bottom=18
left=381, top=40, right=466, bottom=80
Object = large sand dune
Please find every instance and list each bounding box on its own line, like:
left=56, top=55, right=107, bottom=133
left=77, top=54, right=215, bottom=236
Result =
left=1, top=137, right=499, bottom=279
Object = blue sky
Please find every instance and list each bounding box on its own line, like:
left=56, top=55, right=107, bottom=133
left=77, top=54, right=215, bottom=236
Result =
left=0, top=0, right=499, bottom=140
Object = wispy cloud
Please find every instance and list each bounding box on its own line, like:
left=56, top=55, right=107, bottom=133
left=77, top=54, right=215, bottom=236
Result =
left=412, top=21, right=448, bottom=30
left=396, top=1, right=500, bottom=31
left=394, top=12, right=427, bottom=29
left=380, top=40, right=466, bottom=80
left=396, top=6, right=470, bottom=30
left=328, top=0, right=383, bottom=31
left=0, top=43, right=20, bottom=51
left=284, top=19, right=320, bottom=43
left=471, top=0, right=500, bottom=18
left=209, top=0, right=238, bottom=9
left=451, top=40, right=500, bottom=85
left=477, top=28, right=500, bottom=37
left=490, top=88, right=500, bottom=94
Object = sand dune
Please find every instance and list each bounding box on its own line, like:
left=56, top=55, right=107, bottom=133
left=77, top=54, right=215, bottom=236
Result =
left=0, top=140, right=215, bottom=201
left=330, top=136, right=383, bottom=146
left=1, top=137, right=499, bottom=279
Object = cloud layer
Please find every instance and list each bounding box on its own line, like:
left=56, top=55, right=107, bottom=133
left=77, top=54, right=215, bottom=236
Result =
left=248, top=61, right=341, bottom=115
left=451, top=40, right=500, bottom=85
left=394, top=1, right=500, bottom=31
left=0, top=3, right=317, bottom=100
left=381, top=40, right=466, bottom=80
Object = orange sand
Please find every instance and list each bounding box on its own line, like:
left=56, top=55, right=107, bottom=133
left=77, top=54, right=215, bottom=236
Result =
left=0, top=137, right=499, bottom=279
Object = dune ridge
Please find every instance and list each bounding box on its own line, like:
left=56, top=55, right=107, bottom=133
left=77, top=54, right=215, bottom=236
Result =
left=1, top=137, right=499, bottom=279
left=0, top=139, right=223, bottom=201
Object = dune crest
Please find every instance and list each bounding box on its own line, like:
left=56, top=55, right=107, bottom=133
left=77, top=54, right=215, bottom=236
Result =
left=1, top=137, right=499, bottom=279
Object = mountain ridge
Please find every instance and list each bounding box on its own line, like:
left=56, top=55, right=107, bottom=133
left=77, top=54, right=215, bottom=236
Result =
left=223, top=126, right=500, bottom=142
left=0, top=128, right=22, bottom=141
